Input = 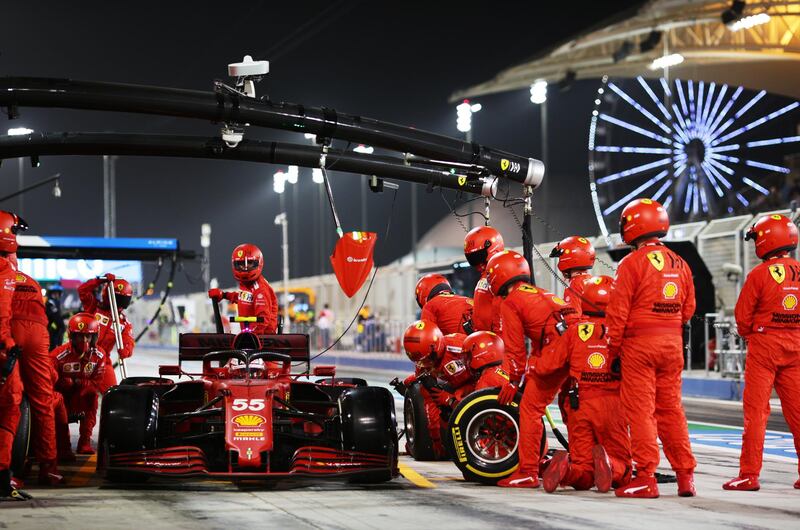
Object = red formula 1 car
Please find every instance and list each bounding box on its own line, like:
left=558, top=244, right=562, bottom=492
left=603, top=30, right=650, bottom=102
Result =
left=96, top=327, right=398, bottom=484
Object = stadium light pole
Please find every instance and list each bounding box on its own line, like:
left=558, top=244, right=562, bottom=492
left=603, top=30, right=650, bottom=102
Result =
left=274, top=212, right=289, bottom=332
left=7, top=127, right=33, bottom=216
left=529, top=80, right=548, bottom=239
left=200, top=223, right=211, bottom=292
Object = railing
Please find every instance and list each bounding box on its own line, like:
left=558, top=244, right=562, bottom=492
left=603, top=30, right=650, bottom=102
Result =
left=705, top=313, right=746, bottom=378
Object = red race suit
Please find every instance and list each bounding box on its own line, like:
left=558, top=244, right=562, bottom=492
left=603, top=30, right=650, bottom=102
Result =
left=421, top=292, right=473, bottom=335
left=606, top=242, right=696, bottom=477
left=51, top=343, right=106, bottom=451
left=473, top=271, right=501, bottom=332
left=78, top=278, right=135, bottom=391
left=12, top=271, right=57, bottom=465
left=218, top=276, right=278, bottom=334
left=500, top=283, right=576, bottom=476
left=0, top=257, right=20, bottom=473
left=734, top=256, right=800, bottom=477
left=538, top=315, right=632, bottom=489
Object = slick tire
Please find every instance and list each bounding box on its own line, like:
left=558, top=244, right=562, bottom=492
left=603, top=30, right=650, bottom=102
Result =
left=340, top=386, right=398, bottom=483
left=403, top=383, right=439, bottom=461
left=97, top=385, right=158, bottom=483
left=118, top=376, right=175, bottom=397
left=447, top=388, right=520, bottom=485
left=10, top=396, right=30, bottom=478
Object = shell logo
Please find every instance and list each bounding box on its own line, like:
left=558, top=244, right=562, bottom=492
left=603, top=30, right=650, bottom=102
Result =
left=663, top=282, right=678, bottom=300
left=783, top=294, right=798, bottom=311
left=587, top=352, right=606, bottom=369
left=232, top=414, right=266, bottom=427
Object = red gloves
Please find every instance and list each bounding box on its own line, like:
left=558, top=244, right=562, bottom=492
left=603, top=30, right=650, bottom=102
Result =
left=497, top=382, right=518, bottom=405
left=208, top=288, right=223, bottom=302
left=428, top=387, right=455, bottom=408
left=403, top=374, right=417, bottom=386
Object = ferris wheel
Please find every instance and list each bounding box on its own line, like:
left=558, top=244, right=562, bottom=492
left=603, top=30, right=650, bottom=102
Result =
left=588, top=75, right=800, bottom=238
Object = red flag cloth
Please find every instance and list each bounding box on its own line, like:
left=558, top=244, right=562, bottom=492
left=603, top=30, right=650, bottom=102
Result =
left=330, top=231, right=377, bottom=297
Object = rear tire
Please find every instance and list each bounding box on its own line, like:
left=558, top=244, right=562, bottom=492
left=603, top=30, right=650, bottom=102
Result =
left=97, top=386, right=158, bottom=483
left=447, top=388, right=520, bottom=485
left=403, top=383, right=439, bottom=461
left=10, top=397, right=30, bottom=478
left=340, top=386, right=397, bottom=483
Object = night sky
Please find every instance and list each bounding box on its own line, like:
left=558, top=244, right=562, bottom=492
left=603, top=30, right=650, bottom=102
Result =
left=0, top=1, right=642, bottom=290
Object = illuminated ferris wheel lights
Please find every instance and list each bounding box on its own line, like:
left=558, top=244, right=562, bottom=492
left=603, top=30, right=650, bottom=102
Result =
left=602, top=169, right=670, bottom=215
left=700, top=163, right=726, bottom=197
left=707, top=143, right=740, bottom=153
left=608, top=82, right=673, bottom=134
left=736, top=193, right=749, bottom=207
left=707, top=157, right=735, bottom=175
left=742, top=176, right=770, bottom=195
left=715, top=101, right=800, bottom=145
left=747, top=136, right=800, bottom=147
left=702, top=160, right=733, bottom=190
left=744, top=159, right=791, bottom=173
left=596, top=157, right=672, bottom=184
left=662, top=195, right=673, bottom=210
left=599, top=113, right=673, bottom=144
left=652, top=179, right=673, bottom=202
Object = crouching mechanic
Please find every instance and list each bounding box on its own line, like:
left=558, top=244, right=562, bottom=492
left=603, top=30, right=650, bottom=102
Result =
left=52, top=313, right=106, bottom=456
left=724, top=214, right=800, bottom=491
left=78, top=273, right=135, bottom=392
left=415, top=274, right=473, bottom=335
left=462, top=330, right=510, bottom=390
left=394, top=320, right=469, bottom=459
left=607, top=198, right=696, bottom=498
left=209, top=244, right=278, bottom=334
left=540, top=275, right=632, bottom=493
left=486, top=251, right=577, bottom=488
left=463, top=226, right=505, bottom=332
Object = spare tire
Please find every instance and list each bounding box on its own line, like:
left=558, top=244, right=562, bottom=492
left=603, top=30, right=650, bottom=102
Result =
left=447, top=387, right=520, bottom=484
left=10, top=396, right=30, bottom=478
left=403, top=383, right=441, bottom=461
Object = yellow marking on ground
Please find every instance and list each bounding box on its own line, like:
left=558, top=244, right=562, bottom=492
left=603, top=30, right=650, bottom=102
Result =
left=69, top=454, right=97, bottom=487
left=398, top=463, right=436, bottom=488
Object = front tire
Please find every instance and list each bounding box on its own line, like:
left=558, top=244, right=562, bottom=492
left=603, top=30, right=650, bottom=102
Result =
left=340, top=386, right=398, bottom=483
left=403, top=383, right=440, bottom=461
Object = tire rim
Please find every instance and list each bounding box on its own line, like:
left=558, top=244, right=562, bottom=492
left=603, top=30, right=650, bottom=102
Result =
left=465, top=408, right=518, bottom=465
left=404, top=400, right=416, bottom=449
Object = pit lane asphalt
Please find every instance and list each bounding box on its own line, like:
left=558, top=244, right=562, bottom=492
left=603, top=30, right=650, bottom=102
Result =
left=4, top=356, right=798, bottom=529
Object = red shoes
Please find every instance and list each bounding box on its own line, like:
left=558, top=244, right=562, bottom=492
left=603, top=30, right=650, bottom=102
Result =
left=723, top=475, right=760, bottom=491
left=497, top=471, right=540, bottom=488
left=615, top=475, right=659, bottom=498
left=794, top=478, right=800, bottom=489
left=38, top=461, right=66, bottom=486
left=592, top=445, right=613, bottom=493
left=677, top=472, right=696, bottom=497
left=543, top=451, right=569, bottom=493
left=76, top=437, right=95, bottom=455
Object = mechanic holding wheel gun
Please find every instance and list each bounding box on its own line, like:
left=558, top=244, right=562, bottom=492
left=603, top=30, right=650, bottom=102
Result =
left=606, top=198, right=696, bottom=499
left=51, top=313, right=106, bottom=457
left=0, top=211, right=32, bottom=501
left=208, top=243, right=278, bottom=334
left=723, top=214, right=800, bottom=491
left=462, top=330, right=511, bottom=390
left=390, top=320, right=469, bottom=459
left=416, top=274, right=474, bottom=335
left=539, top=275, right=632, bottom=494
left=463, top=226, right=505, bottom=333
left=487, top=250, right=577, bottom=488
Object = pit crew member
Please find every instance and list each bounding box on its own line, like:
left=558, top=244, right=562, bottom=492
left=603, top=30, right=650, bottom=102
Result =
left=416, top=274, right=473, bottom=335
left=462, top=330, right=510, bottom=390
left=463, top=226, right=505, bottom=332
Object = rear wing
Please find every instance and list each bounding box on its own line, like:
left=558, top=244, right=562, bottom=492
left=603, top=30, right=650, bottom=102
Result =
left=178, top=333, right=310, bottom=371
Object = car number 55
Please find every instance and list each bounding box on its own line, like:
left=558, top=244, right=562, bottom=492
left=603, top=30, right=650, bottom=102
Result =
left=232, top=398, right=265, bottom=411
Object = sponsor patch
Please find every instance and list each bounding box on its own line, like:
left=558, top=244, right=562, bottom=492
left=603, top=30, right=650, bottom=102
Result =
left=770, top=264, right=786, bottom=284
left=63, top=362, right=80, bottom=373
left=587, top=352, right=607, bottom=369
left=518, top=285, right=538, bottom=294
left=663, top=282, right=678, bottom=300
left=782, top=294, right=798, bottom=311
left=239, top=291, right=253, bottom=303
left=647, top=251, right=665, bottom=271
left=444, top=359, right=465, bottom=375
left=451, top=426, right=468, bottom=463
left=232, top=414, right=266, bottom=427
left=578, top=323, right=594, bottom=342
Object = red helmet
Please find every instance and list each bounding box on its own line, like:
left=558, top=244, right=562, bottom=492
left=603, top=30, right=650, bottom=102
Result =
left=69, top=312, right=99, bottom=355
left=620, top=198, right=669, bottom=245
left=232, top=243, right=264, bottom=282
left=0, top=211, right=28, bottom=253
left=463, top=331, right=504, bottom=371
left=403, top=320, right=444, bottom=368
left=415, top=273, right=451, bottom=308
left=464, top=226, right=505, bottom=270
left=580, top=275, right=613, bottom=314
left=550, top=236, right=595, bottom=274
left=100, top=278, right=133, bottom=310
left=745, top=214, right=799, bottom=259
left=486, top=250, right=531, bottom=296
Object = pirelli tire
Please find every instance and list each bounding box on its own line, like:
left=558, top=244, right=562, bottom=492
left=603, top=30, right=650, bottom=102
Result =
left=340, top=386, right=398, bottom=483
left=403, top=382, right=439, bottom=461
left=10, top=396, right=31, bottom=478
left=447, top=388, right=520, bottom=484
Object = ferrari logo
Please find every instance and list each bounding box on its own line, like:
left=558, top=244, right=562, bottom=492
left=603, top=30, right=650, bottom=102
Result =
left=415, top=321, right=425, bottom=330
left=772, top=214, right=783, bottom=220
left=641, top=198, right=653, bottom=205
left=551, top=295, right=567, bottom=306
left=578, top=323, right=594, bottom=342
left=588, top=352, right=606, bottom=369
left=500, top=159, right=510, bottom=171
left=578, top=237, right=588, bottom=244
left=116, top=283, right=124, bottom=292
left=237, top=250, right=244, bottom=258
left=770, top=264, right=786, bottom=284
left=647, top=251, right=665, bottom=271
left=783, top=294, right=798, bottom=310
left=518, top=285, right=538, bottom=294
left=77, top=321, right=85, bottom=330
left=458, top=176, right=466, bottom=186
